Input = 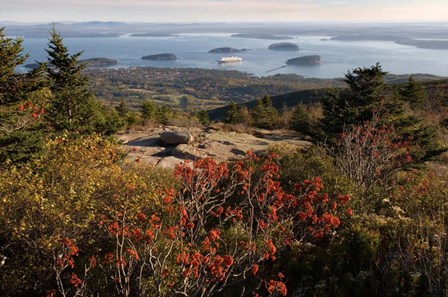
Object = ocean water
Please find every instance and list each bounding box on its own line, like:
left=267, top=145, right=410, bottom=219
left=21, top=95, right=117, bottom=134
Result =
left=20, top=33, right=448, bottom=78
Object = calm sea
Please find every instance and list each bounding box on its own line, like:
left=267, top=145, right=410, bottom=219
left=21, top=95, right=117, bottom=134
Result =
left=20, top=33, right=448, bottom=78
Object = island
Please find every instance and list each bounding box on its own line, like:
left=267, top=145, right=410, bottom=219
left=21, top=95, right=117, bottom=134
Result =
left=130, top=33, right=175, bottom=37
left=208, top=47, right=243, bottom=54
left=82, top=58, right=119, bottom=67
left=331, top=35, right=401, bottom=41
left=231, top=33, right=292, bottom=40
left=395, top=38, right=448, bottom=50
left=142, top=53, right=177, bottom=61
left=24, top=57, right=119, bottom=70
left=286, top=55, right=322, bottom=66
left=268, top=42, right=299, bottom=51
left=330, top=34, right=448, bottom=50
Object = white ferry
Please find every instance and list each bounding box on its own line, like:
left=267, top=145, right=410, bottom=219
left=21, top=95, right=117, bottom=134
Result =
left=218, top=56, right=242, bottom=63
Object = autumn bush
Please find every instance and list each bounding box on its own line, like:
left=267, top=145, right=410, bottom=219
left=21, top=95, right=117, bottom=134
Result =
left=0, top=135, right=174, bottom=295
left=89, top=152, right=351, bottom=297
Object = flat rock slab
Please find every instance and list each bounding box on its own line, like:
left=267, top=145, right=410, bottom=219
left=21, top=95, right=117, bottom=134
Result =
left=172, top=144, right=208, bottom=160
left=119, top=126, right=312, bottom=169
left=156, top=156, right=185, bottom=169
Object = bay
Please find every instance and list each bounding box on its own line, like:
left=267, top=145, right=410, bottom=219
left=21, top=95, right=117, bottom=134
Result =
left=20, top=33, right=448, bottom=78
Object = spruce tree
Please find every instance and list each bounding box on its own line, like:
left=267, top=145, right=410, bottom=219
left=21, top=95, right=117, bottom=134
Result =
left=141, top=99, right=156, bottom=122
left=252, top=95, right=278, bottom=129
left=155, top=105, right=171, bottom=125
left=0, top=27, right=29, bottom=103
left=46, top=28, right=102, bottom=133
left=225, top=102, right=240, bottom=124
left=400, top=76, right=428, bottom=109
left=290, top=104, right=310, bottom=134
left=321, top=63, right=444, bottom=163
left=0, top=28, right=50, bottom=163
left=116, top=97, right=129, bottom=118
left=321, top=63, right=389, bottom=135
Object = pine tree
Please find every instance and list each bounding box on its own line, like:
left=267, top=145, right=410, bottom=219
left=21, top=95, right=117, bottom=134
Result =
left=321, top=63, right=390, bottom=135
left=116, top=98, right=129, bottom=118
left=46, top=28, right=102, bottom=133
left=196, top=110, right=210, bottom=126
left=400, top=76, right=428, bottom=109
left=225, top=102, right=240, bottom=124
left=290, top=104, right=310, bottom=134
left=0, top=28, right=48, bottom=163
left=321, top=63, right=444, bottom=163
left=0, top=27, right=29, bottom=103
left=141, top=99, right=156, bottom=122
left=155, top=105, right=171, bottom=125
left=252, top=95, right=278, bottom=129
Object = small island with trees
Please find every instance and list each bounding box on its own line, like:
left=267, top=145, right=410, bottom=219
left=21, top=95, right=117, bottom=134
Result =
left=286, top=55, right=322, bottom=66
left=268, top=42, right=300, bottom=51
left=142, top=53, right=177, bottom=60
left=208, top=47, right=245, bottom=53
left=24, top=57, right=119, bottom=69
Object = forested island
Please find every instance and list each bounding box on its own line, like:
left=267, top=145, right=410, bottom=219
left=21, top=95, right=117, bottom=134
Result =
left=231, top=33, right=293, bottom=39
left=24, top=57, right=119, bottom=69
left=130, top=32, right=176, bottom=37
left=286, top=55, right=322, bottom=66
left=268, top=42, right=300, bottom=51
left=208, top=47, right=244, bottom=53
left=142, top=53, right=177, bottom=60
left=332, top=34, right=448, bottom=50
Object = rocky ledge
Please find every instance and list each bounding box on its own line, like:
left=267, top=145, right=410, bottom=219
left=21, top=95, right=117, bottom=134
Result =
left=118, top=126, right=311, bottom=169
left=142, top=53, right=177, bottom=61
left=268, top=42, right=299, bottom=51
left=286, top=55, right=322, bottom=66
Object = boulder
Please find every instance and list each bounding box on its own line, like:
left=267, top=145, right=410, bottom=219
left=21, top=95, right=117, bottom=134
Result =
left=160, top=131, right=193, bottom=145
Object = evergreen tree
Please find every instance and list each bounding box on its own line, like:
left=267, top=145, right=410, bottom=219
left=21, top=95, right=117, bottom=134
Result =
left=400, top=76, right=428, bottom=109
left=155, top=105, right=171, bottom=125
left=46, top=28, right=102, bottom=133
left=0, top=28, right=27, bottom=78
left=252, top=95, right=278, bottom=129
left=141, top=99, right=156, bottom=122
left=196, top=110, right=210, bottom=126
left=290, top=104, right=311, bottom=134
left=321, top=63, right=390, bottom=135
left=0, top=27, right=29, bottom=103
left=116, top=98, right=129, bottom=118
left=94, top=105, right=124, bottom=135
left=0, top=28, right=49, bottom=163
left=225, top=102, right=240, bottom=124
left=180, top=96, right=189, bottom=110
left=238, top=105, right=252, bottom=126
left=321, top=63, right=444, bottom=162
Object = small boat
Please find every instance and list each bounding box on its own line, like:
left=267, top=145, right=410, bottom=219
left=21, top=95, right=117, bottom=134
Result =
left=218, top=56, right=242, bottom=63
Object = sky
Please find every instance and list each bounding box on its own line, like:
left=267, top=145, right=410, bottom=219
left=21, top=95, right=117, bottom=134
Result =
left=1, top=0, right=448, bottom=23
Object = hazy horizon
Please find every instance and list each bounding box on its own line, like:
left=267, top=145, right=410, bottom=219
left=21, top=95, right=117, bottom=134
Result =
left=2, top=0, right=448, bottom=23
